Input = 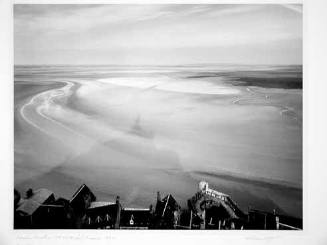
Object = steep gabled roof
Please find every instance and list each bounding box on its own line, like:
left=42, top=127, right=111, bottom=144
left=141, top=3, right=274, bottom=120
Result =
left=70, top=184, right=96, bottom=203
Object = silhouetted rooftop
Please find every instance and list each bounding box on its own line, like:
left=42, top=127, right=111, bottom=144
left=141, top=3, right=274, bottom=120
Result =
left=16, top=188, right=54, bottom=215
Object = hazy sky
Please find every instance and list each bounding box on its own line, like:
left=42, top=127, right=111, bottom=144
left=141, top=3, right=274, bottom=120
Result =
left=14, top=4, right=302, bottom=65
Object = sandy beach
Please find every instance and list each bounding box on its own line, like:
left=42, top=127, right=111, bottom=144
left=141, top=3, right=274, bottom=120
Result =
left=14, top=65, right=302, bottom=218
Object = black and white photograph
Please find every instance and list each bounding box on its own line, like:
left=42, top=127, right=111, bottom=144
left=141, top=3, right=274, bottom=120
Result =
left=12, top=4, right=304, bottom=231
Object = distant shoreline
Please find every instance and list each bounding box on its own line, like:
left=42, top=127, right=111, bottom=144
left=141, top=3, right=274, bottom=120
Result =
left=187, top=67, right=303, bottom=90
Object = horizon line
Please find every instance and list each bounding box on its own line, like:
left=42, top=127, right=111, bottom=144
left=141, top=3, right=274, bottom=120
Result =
left=14, top=63, right=303, bottom=67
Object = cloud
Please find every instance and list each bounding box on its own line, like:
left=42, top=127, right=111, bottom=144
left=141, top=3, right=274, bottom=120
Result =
left=282, top=4, right=303, bottom=14
left=14, top=4, right=302, bottom=65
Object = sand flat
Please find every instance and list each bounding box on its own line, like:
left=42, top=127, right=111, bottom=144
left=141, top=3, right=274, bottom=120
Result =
left=14, top=65, right=302, bottom=217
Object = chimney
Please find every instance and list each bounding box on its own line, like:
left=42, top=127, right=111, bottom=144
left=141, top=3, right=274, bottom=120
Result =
left=26, top=188, right=33, bottom=199
left=157, top=191, right=161, bottom=202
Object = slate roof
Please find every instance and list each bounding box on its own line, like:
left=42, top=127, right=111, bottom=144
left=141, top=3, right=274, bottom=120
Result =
left=16, top=188, right=54, bottom=215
